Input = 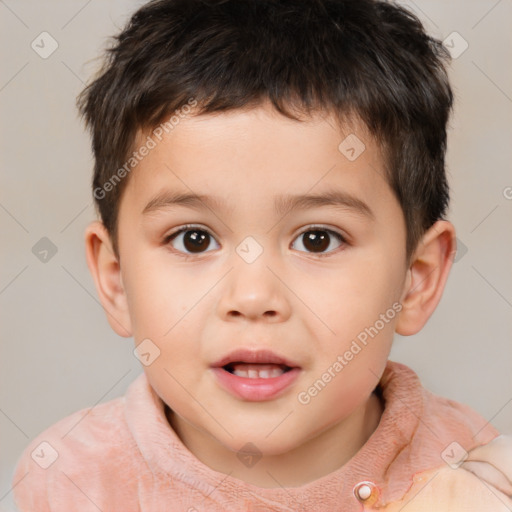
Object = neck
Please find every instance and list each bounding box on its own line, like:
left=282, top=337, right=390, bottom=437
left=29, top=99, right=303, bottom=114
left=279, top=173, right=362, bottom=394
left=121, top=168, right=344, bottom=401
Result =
left=166, top=388, right=384, bottom=488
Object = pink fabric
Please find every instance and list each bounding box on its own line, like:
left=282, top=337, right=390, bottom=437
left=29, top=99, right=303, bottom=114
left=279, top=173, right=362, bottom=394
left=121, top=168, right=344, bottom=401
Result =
left=12, top=360, right=499, bottom=511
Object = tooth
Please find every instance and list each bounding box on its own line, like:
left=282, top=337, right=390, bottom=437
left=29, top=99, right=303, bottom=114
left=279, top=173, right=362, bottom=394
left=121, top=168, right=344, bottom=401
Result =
left=270, top=368, right=283, bottom=378
left=230, top=363, right=287, bottom=378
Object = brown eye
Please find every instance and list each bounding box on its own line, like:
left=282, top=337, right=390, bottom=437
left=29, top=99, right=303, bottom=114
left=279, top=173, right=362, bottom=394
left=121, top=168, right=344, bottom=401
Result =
left=291, top=228, right=345, bottom=255
left=166, top=227, right=219, bottom=255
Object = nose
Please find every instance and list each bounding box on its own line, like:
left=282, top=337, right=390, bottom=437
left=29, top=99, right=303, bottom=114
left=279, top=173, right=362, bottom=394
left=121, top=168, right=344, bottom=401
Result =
left=217, top=253, right=292, bottom=323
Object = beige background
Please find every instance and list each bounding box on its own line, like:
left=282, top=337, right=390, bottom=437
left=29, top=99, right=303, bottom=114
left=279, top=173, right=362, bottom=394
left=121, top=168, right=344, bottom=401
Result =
left=1, top=1, right=511, bottom=509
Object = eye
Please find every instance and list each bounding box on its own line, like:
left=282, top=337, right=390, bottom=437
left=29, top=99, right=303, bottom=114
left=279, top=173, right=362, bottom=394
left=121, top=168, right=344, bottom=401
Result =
left=291, top=226, right=346, bottom=256
left=164, top=225, right=220, bottom=256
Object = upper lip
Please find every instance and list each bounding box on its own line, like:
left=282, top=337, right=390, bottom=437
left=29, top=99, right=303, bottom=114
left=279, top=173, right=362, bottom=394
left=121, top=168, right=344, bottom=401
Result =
left=211, top=349, right=300, bottom=369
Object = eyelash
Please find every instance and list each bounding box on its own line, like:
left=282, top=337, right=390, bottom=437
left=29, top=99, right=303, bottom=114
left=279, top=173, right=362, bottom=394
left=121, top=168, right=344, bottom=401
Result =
left=163, top=224, right=348, bottom=259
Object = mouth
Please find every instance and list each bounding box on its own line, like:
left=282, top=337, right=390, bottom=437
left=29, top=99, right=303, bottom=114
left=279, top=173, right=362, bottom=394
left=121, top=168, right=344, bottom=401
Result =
left=210, top=349, right=301, bottom=401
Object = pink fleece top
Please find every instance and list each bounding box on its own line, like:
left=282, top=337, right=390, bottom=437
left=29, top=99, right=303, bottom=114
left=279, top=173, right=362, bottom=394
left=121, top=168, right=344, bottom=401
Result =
left=12, top=360, right=499, bottom=511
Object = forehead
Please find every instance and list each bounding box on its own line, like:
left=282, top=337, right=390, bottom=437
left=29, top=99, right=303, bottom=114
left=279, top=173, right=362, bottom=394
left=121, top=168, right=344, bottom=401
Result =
left=120, top=104, right=392, bottom=218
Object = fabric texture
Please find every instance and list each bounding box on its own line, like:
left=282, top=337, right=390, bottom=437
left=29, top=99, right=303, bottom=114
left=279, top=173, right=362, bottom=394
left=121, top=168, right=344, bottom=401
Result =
left=12, top=360, right=500, bottom=511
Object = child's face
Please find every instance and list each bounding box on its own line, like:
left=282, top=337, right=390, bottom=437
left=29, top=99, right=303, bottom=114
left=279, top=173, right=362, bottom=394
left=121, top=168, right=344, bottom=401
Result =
left=115, top=102, right=409, bottom=470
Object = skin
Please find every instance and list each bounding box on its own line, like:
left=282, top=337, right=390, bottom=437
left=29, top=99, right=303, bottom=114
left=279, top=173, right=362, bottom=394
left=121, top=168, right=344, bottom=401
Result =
left=85, top=101, right=456, bottom=488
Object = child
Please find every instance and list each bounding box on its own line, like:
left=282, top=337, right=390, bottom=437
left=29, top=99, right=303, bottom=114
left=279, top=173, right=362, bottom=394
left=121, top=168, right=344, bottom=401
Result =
left=12, top=0, right=512, bottom=510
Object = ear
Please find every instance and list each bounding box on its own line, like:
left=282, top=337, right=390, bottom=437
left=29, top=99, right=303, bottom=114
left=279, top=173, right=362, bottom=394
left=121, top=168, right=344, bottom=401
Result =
left=395, top=220, right=456, bottom=336
left=84, top=221, right=132, bottom=338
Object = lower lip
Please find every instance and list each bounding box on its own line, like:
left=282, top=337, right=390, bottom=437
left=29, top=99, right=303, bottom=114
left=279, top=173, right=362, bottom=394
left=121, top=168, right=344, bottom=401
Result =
left=211, top=367, right=301, bottom=401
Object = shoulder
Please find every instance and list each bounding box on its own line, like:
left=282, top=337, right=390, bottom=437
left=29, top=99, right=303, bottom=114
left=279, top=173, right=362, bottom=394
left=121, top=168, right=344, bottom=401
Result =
left=12, top=393, right=141, bottom=511
left=382, top=361, right=498, bottom=453
left=17, top=392, right=131, bottom=463
left=380, top=361, right=502, bottom=498
left=415, top=377, right=499, bottom=449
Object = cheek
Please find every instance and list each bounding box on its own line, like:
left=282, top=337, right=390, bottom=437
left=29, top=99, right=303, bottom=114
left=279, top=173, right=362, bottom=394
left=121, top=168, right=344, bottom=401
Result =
left=301, top=260, right=401, bottom=332
left=122, top=261, right=211, bottom=379
left=121, top=256, right=201, bottom=335
left=296, top=257, right=402, bottom=375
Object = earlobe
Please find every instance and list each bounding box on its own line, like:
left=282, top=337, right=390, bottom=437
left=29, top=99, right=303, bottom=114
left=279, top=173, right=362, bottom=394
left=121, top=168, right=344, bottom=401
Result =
left=395, top=220, right=456, bottom=336
left=84, top=221, right=132, bottom=338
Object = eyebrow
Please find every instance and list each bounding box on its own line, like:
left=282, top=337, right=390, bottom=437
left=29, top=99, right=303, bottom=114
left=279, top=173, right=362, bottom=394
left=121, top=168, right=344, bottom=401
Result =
left=142, top=190, right=374, bottom=219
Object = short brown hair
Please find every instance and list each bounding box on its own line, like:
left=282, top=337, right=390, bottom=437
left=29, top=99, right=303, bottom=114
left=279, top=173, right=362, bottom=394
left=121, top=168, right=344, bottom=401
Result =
left=77, top=0, right=453, bottom=261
